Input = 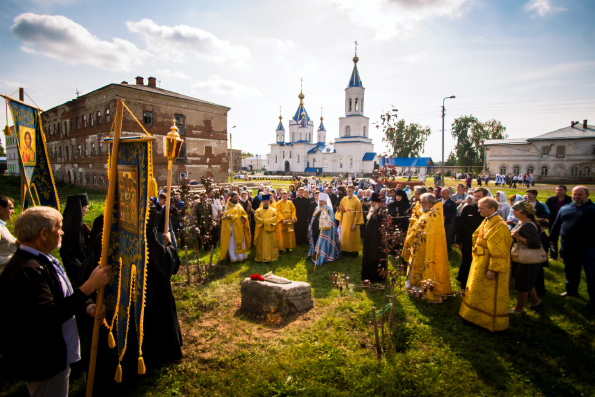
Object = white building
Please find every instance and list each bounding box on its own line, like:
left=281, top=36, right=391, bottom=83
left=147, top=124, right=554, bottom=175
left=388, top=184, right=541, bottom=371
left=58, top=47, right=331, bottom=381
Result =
left=484, top=120, right=594, bottom=182
left=5, top=128, right=19, bottom=176
left=267, top=53, right=376, bottom=176
left=242, top=154, right=267, bottom=171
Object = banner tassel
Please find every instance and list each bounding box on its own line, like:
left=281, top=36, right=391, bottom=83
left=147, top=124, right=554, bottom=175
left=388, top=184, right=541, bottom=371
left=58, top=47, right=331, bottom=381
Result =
left=108, top=331, right=116, bottom=349
left=114, top=363, right=123, bottom=383
left=138, top=356, right=146, bottom=375
left=148, top=177, right=158, bottom=198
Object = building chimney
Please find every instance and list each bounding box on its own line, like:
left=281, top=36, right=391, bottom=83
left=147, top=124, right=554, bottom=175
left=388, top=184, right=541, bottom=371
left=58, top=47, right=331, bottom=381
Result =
left=148, top=76, right=157, bottom=88
left=583, top=119, right=588, bottom=129
left=135, top=76, right=144, bottom=85
left=121, top=81, right=128, bottom=85
left=571, top=121, right=579, bottom=128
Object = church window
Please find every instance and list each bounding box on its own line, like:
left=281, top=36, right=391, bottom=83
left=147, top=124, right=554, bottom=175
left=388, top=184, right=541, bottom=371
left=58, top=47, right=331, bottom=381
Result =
left=363, top=126, right=366, bottom=137
left=308, top=133, right=311, bottom=141
left=527, top=166, right=534, bottom=174
left=355, top=98, right=359, bottom=112
left=513, top=165, right=520, bottom=175
left=324, top=158, right=328, bottom=167
left=292, top=133, right=295, bottom=141
left=275, top=155, right=278, bottom=163
left=582, top=166, right=592, bottom=177
left=541, top=166, right=548, bottom=176
left=289, top=151, right=292, bottom=159
left=345, top=126, right=350, bottom=137
left=313, top=158, right=316, bottom=166
left=349, top=99, right=352, bottom=112
left=500, top=166, right=506, bottom=175
left=339, top=158, right=343, bottom=168
left=349, top=158, right=353, bottom=168
left=571, top=166, right=579, bottom=177
left=297, top=155, right=300, bottom=163
left=300, top=133, right=302, bottom=140
left=282, top=151, right=285, bottom=159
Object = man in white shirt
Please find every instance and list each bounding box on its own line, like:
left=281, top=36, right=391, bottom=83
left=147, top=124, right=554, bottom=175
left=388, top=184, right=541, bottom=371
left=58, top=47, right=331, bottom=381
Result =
left=0, top=196, right=17, bottom=273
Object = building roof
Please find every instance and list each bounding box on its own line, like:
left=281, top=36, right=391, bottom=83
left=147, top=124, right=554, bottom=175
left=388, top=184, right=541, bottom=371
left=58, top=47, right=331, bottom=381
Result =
left=304, top=167, right=322, bottom=173
left=348, top=56, right=363, bottom=88
left=484, top=124, right=594, bottom=146
left=362, top=152, right=376, bottom=161
left=308, top=143, right=335, bottom=154
left=276, top=119, right=284, bottom=131
left=318, top=120, right=326, bottom=131
left=379, top=157, right=434, bottom=167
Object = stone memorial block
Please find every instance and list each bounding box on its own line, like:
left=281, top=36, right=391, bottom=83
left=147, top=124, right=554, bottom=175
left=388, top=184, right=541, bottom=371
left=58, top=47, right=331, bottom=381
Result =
left=240, top=276, right=313, bottom=316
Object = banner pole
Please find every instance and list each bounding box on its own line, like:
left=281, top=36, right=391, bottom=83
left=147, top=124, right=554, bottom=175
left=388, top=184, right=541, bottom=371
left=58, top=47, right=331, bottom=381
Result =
left=86, top=98, right=124, bottom=397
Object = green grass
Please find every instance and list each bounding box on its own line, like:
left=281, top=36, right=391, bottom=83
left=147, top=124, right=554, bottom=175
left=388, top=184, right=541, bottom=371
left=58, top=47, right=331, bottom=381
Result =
left=1, top=175, right=594, bottom=396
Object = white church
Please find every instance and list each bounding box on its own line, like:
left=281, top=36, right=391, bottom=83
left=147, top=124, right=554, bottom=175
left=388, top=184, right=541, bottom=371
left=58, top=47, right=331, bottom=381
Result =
left=267, top=53, right=377, bottom=176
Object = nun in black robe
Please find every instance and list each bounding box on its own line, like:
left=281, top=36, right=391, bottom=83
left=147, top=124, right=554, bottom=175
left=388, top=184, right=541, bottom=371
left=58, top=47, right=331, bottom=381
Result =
left=143, top=206, right=183, bottom=367
left=60, top=193, right=90, bottom=287
left=361, top=193, right=387, bottom=282
left=293, top=192, right=311, bottom=245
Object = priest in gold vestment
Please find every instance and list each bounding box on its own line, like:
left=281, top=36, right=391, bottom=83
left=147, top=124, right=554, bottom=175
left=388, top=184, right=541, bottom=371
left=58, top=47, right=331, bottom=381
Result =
left=220, top=192, right=251, bottom=263
left=408, top=186, right=427, bottom=228
left=335, top=185, right=364, bottom=254
left=459, top=197, right=513, bottom=332
left=275, top=190, right=297, bottom=251
left=254, top=195, right=279, bottom=262
left=402, top=193, right=451, bottom=303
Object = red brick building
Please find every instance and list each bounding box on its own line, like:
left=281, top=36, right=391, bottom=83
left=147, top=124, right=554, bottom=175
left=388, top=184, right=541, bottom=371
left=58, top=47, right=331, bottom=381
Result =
left=42, top=76, right=230, bottom=189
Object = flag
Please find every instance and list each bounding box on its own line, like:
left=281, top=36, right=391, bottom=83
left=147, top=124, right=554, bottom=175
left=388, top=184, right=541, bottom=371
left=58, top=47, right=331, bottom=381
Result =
left=5, top=98, right=59, bottom=210
left=101, top=138, right=154, bottom=381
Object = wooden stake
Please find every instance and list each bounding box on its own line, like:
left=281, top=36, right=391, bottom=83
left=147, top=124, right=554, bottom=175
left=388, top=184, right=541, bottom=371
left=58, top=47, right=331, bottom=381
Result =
left=209, top=245, right=214, bottom=269
left=371, top=307, right=382, bottom=360
left=388, top=279, right=395, bottom=328
left=184, top=245, right=190, bottom=285
left=86, top=98, right=124, bottom=397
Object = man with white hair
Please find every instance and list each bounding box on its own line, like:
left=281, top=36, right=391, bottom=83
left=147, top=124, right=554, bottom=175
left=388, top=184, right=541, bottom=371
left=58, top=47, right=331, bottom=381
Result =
left=0, top=206, right=111, bottom=397
left=309, top=193, right=340, bottom=266
left=402, top=193, right=451, bottom=303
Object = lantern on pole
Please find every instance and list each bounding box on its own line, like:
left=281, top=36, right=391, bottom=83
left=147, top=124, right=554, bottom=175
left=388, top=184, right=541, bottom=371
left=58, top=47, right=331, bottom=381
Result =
left=163, top=118, right=184, bottom=235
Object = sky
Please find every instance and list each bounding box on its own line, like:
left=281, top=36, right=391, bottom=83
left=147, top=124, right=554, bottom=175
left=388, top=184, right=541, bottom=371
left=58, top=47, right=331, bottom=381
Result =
left=1, top=0, right=594, bottom=162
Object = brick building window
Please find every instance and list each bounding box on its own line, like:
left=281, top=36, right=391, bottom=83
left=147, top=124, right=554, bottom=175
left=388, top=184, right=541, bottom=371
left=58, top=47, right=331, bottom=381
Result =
left=84, top=144, right=88, bottom=156
left=89, top=113, right=93, bottom=127
left=78, top=145, right=82, bottom=157
left=82, top=115, right=86, bottom=128
left=96, top=111, right=101, bottom=125
left=101, top=174, right=105, bottom=185
left=175, top=114, right=185, bottom=135
left=76, top=118, right=80, bottom=130
left=571, top=166, right=579, bottom=177
left=105, top=108, right=110, bottom=123
left=79, top=172, right=83, bottom=184
left=71, top=145, right=75, bottom=158
left=91, top=143, right=95, bottom=156
left=143, top=111, right=153, bottom=126
left=177, top=143, right=187, bottom=162
left=59, top=146, right=62, bottom=159
left=98, top=142, right=102, bottom=156
left=541, top=166, right=549, bottom=176
left=64, top=121, right=68, bottom=135
left=541, top=146, right=550, bottom=156
left=93, top=173, right=97, bottom=185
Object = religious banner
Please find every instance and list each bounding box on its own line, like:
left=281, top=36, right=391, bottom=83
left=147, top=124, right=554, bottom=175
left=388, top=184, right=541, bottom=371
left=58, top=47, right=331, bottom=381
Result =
left=101, top=138, right=154, bottom=382
left=3, top=97, right=60, bottom=210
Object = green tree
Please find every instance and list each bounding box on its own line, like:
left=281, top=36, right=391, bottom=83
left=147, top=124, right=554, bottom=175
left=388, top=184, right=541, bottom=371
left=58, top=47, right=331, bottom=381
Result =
left=241, top=151, right=254, bottom=158
left=449, top=116, right=507, bottom=167
left=0, top=140, right=5, bottom=157
left=380, top=110, right=431, bottom=157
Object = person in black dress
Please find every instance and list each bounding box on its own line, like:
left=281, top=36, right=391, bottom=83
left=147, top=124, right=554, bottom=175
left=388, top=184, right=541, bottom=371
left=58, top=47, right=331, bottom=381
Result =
left=454, top=188, right=487, bottom=288
left=293, top=187, right=311, bottom=245
left=60, top=193, right=90, bottom=287
left=361, top=193, right=387, bottom=282
left=143, top=206, right=183, bottom=367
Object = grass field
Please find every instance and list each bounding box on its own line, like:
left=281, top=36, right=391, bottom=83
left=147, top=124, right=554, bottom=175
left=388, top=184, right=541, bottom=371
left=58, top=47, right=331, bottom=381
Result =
left=1, top=175, right=594, bottom=396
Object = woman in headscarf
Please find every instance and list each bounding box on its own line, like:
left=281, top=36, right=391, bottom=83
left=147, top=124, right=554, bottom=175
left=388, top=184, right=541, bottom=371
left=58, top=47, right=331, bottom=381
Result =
left=495, top=191, right=511, bottom=221
left=60, top=193, right=90, bottom=286
left=506, top=194, right=524, bottom=230
left=509, top=201, right=543, bottom=314
left=143, top=205, right=183, bottom=366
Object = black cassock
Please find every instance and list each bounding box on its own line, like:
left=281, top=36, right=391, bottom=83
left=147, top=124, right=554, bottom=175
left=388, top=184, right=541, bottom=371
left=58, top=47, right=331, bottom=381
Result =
left=454, top=203, right=484, bottom=287
left=293, top=196, right=311, bottom=245
left=361, top=212, right=387, bottom=282
left=143, top=207, right=183, bottom=367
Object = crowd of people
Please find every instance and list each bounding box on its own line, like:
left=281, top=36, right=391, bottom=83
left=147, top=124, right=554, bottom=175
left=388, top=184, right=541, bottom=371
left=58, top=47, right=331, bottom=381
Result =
left=0, top=173, right=593, bottom=395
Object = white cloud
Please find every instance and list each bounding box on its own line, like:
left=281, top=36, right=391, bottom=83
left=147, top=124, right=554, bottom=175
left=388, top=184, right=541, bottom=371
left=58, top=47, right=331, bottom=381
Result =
left=155, top=69, right=191, bottom=80
left=191, top=75, right=260, bottom=99
left=258, top=38, right=295, bottom=50
left=10, top=13, right=150, bottom=72
left=126, top=19, right=250, bottom=64
left=326, top=0, right=470, bottom=40
left=524, top=0, right=566, bottom=17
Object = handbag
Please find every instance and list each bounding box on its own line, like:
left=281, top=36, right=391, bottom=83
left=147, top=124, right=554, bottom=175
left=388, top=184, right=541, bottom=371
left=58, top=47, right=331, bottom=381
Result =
left=510, top=222, right=547, bottom=264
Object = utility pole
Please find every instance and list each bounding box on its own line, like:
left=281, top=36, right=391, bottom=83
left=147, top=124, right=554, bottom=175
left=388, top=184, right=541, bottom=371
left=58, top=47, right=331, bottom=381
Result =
left=442, top=95, right=456, bottom=184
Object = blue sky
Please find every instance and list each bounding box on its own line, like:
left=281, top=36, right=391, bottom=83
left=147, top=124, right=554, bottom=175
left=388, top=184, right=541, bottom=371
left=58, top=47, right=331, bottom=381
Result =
left=1, top=0, right=594, bottom=161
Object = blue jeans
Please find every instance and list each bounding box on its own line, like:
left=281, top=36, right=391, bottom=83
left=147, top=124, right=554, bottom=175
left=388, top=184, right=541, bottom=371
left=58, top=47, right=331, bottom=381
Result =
left=560, top=243, right=595, bottom=303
